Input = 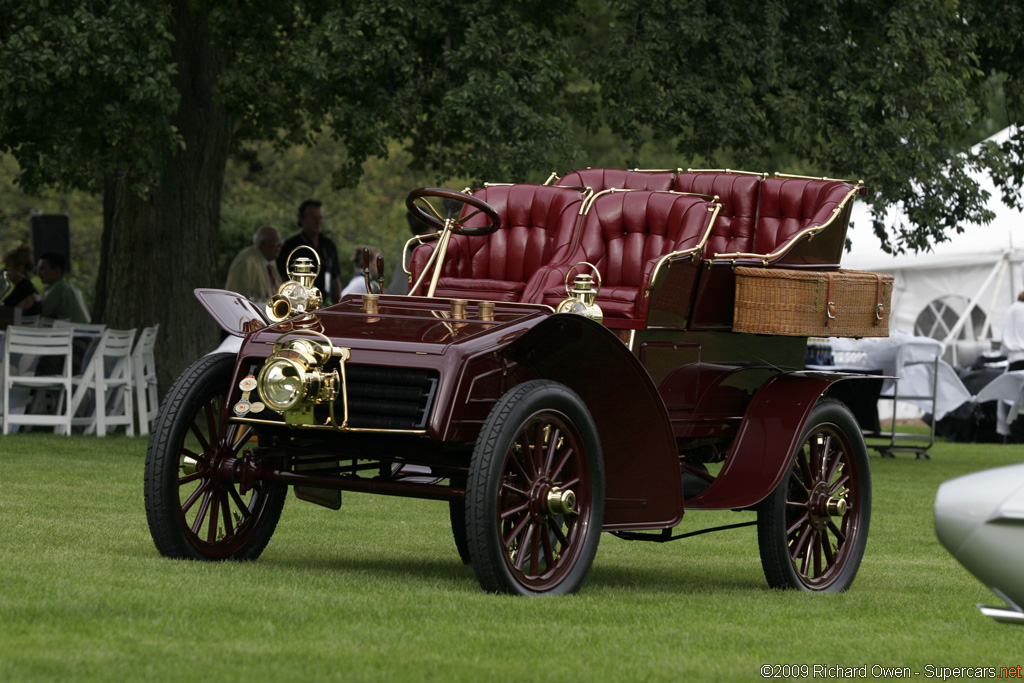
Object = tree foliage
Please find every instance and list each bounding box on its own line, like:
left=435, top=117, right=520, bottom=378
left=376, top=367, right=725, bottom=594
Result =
left=582, top=0, right=1021, bottom=254
left=1, top=0, right=1023, bottom=390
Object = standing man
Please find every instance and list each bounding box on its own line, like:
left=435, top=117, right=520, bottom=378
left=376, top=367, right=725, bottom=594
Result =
left=37, top=252, right=90, bottom=323
left=277, top=199, right=341, bottom=304
left=225, top=225, right=283, bottom=303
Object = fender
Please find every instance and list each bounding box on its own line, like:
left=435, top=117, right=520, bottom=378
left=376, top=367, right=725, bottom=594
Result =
left=686, top=371, right=866, bottom=510
left=195, top=288, right=269, bottom=336
left=503, top=314, right=684, bottom=531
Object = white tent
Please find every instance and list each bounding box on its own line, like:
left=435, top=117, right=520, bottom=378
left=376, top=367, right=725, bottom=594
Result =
left=843, top=127, right=1024, bottom=365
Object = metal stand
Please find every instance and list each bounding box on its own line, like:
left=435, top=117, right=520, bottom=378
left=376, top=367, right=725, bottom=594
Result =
left=864, top=355, right=938, bottom=459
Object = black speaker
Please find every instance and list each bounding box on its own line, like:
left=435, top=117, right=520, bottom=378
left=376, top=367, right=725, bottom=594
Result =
left=30, top=214, right=70, bottom=272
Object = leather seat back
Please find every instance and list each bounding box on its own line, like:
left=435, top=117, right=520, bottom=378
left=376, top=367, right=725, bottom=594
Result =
left=753, top=177, right=855, bottom=256
left=673, top=172, right=762, bottom=257
left=556, top=168, right=675, bottom=193
left=530, top=190, right=717, bottom=321
left=409, top=184, right=585, bottom=301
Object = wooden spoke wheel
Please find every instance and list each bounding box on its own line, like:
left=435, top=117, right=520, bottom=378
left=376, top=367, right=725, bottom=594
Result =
left=757, top=398, right=871, bottom=592
left=144, top=353, right=286, bottom=561
left=466, top=380, right=605, bottom=595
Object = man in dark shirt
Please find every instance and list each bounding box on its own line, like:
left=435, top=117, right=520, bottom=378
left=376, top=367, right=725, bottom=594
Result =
left=277, top=199, right=342, bottom=303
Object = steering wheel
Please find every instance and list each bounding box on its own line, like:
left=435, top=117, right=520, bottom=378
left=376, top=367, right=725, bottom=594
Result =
left=405, top=188, right=501, bottom=237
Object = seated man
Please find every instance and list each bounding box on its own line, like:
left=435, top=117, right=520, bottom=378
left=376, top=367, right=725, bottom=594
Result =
left=37, top=252, right=90, bottom=323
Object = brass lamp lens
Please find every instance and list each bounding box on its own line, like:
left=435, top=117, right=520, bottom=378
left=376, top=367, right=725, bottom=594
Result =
left=258, top=358, right=307, bottom=411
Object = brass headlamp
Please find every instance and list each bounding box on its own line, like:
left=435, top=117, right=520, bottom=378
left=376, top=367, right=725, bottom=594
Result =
left=267, top=247, right=324, bottom=322
left=257, top=333, right=348, bottom=425
left=555, top=262, right=603, bottom=323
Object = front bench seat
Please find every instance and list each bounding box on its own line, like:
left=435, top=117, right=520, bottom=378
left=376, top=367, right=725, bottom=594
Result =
left=529, top=190, right=719, bottom=325
left=408, top=184, right=587, bottom=302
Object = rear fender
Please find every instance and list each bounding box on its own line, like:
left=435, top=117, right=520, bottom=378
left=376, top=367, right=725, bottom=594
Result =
left=686, top=372, right=860, bottom=510
left=504, top=314, right=684, bottom=530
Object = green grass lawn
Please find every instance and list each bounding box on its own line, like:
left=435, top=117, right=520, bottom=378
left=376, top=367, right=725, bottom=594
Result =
left=0, top=434, right=1020, bottom=681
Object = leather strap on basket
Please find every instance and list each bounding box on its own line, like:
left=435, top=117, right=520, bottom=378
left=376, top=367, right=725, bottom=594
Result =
left=826, top=272, right=836, bottom=329
left=874, top=272, right=885, bottom=326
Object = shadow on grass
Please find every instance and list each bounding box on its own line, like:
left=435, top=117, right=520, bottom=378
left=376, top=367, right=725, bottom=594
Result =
left=246, top=550, right=769, bottom=595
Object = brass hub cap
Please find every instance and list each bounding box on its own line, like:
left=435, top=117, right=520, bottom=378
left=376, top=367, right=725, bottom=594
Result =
left=808, top=481, right=847, bottom=530
left=527, top=479, right=576, bottom=519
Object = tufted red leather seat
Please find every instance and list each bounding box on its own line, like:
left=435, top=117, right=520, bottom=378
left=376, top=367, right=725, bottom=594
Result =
left=672, top=172, right=762, bottom=257
left=750, top=177, right=856, bottom=257
left=556, top=168, right=675, bottom=193
left=408, top=184, right=586, bottom=302
left=528, top=190, right=718, bottom=324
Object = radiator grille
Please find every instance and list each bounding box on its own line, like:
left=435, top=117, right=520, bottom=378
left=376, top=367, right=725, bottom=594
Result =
left=342, top=365, right=438, bottom=430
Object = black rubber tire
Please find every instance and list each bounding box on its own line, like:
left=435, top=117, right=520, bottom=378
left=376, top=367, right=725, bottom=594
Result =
left=144, top=353, right=286, bottom=561
left=757, top=398, right=871, bottom=592
left=465, top=380, right=605, bottom=595
left=449, top=497, right=471, bottom=565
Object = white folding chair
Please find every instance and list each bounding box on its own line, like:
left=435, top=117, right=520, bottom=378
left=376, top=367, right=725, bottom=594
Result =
left=2, top=326, right=75, bottom=435
left=52, top=320, right=107, bottom=377
left=69, top=327, right=137, bottom=436
left=132, top=324, right=160, bottom=436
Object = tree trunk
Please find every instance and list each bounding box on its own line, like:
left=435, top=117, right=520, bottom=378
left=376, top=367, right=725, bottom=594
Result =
left=95, top=1, right=234, bottom=395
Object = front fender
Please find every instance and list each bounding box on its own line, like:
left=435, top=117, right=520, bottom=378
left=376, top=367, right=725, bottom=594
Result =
left=686, top=372, right=864, bottom=510
left=195, top=288, right=269, bottom=336
left=504, top=314, right=684, bottom=531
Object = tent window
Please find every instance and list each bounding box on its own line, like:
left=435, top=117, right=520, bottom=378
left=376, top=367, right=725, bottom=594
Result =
left=915, top=296, right=990, bottom=341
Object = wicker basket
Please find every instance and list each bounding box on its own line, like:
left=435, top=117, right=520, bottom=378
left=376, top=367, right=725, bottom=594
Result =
left=733, top=267, right=893, bottom=337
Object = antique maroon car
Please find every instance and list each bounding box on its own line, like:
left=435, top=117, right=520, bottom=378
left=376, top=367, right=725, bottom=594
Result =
left=144, top=168, right=883, bottom=595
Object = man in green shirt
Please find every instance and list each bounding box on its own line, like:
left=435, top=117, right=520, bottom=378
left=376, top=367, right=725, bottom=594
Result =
left=37, top=252, right=90, bottom=323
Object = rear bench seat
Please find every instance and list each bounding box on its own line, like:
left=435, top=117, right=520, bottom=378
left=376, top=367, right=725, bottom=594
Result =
left=408, top=184, right=588, bottom=302
left=558, top=168, right=860, bottom=268
left=557, top=168, right=676, bottom=193
left=553, top=168, right=862, bottom=329
left=527, top=189, right=720, bottom=326
left=711, top=175, right=859, bottom=267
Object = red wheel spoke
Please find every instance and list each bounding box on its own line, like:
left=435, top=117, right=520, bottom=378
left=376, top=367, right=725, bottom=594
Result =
left=178, top=470, right=204, bottom=486
left=829, top=474, right=851, bottom=496
left=530, top=422, right=548, bottom=476
left=181, top=479, right=210, bottom=515
left=228, top=425, right=253, bottom=452
left=499, top=500, right=530, bottom=520
left=560, top=476, right=580, bottom=491
left=189, top=419, right=211, bottom=455
left=529, top=524, right=542, bottom=575
left=507, top=450, right=531, bottom=483
left=821, top=532, right=836, bottom=566
left=811, top=531, right=823, bottom=576
left=827, top=519, right=846, bottom=544
left=541, top=525, right=556, bottom=571
left=228, top=486, right=251, bottom=524
left=825, top=449, right=844, bottom=483
left=789, top=523, right=812, bottom=564
left=796, top=450, right=814, bottom=492
left=549, top=448, right=574, bottom=482
left=785, top=511, right=810, bottom=537
left=548, top=517, right=570, bottom=549
left=515, top=523, right=536, bottom=570
left=191, top=489, right=213, bottom=535
left=817, top=436, right=832, bottom=480
left=502, top=513, right=530, bottom=550
left=181, top=447, right=211, bottom=466
left=518, top=432, right=537, bottom=479
left=220, top=492, right=234, bottom=538
left=541, top=427, right=560, bottom=476
left=207, top=491, right=221, bottom=543
left=500, top=480, right=529, bottom=500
